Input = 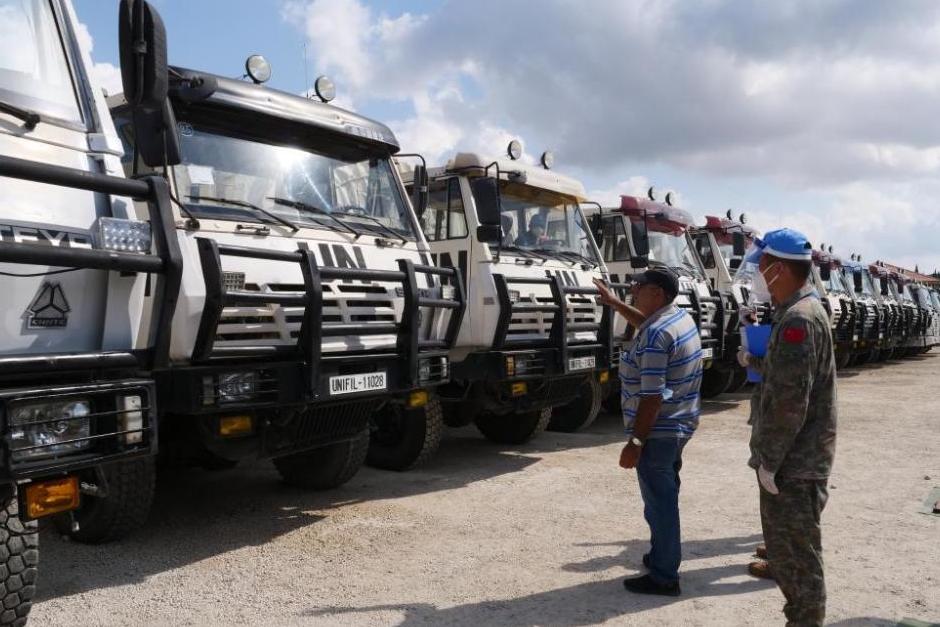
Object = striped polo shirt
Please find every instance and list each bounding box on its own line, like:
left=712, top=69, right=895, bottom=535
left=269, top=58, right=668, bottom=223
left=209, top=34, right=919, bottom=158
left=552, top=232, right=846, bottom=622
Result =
left=620, top=303, right=703, bottom=439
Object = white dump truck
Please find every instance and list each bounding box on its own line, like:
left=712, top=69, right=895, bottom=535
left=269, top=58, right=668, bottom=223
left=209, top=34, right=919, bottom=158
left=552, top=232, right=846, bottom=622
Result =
left=404, top=143, right=613, bottom=442
left=583, top=192, right=724, bottom=402
left=690, top=212, right=761, bottom=394
left=840, top=256, right=884, bottom=365
left=108, top=22, right=464, bottom=476
left=0, top=0, right=183, bottom=621
left=810, top=247, right=856, bottom=369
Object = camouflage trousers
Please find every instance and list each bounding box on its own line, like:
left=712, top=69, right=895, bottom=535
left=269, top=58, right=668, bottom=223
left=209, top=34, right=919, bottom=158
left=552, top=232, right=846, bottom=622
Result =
left=759, top=475, right=829, bottom=627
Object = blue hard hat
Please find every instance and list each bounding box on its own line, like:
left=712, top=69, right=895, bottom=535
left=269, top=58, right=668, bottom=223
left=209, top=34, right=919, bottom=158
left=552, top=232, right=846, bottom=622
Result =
left=749, top=228, right=814, bottom=262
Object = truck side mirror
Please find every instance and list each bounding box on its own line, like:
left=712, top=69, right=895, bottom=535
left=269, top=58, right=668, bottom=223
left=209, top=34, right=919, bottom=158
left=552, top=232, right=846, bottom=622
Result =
left=588, top=213, right=603, bottom=244
left=470, top=177, right=501, bottom=226
left=119, top=0, right=180, bottom=167
left=732, top=231, right=746, bottom=256
left=630, top=219, right=650, bottom=258
left=411, top=165, right=429, bottom=217
left=820, top=265, right=831, bottom=281
left=853, top=272, right=862, bottom=293
left=729, top=258, right=742, bottom=271
left=476, top=224, right=502, bottom=243
left=880, top=278, right=889, bottom=297
left=630, top=256, right=649, bottom=269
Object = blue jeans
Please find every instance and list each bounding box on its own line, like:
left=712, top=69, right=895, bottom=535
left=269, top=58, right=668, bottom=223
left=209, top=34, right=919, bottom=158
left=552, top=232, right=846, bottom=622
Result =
left=636, top=437, right=689, bottom=584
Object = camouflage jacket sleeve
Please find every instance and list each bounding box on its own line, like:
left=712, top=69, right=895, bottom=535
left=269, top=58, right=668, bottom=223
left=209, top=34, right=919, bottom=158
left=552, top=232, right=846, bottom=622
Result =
left=753, top=313, right=816, bottom=474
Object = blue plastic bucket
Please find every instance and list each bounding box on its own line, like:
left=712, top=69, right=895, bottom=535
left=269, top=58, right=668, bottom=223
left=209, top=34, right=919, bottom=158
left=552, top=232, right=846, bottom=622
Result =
left=745, top=324, right=773, bottom=383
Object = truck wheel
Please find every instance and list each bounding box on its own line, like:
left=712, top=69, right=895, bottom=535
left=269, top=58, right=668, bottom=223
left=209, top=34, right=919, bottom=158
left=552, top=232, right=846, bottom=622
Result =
left=367, top=398, right=444, bottom=471
left=836, top=350, right=852, bottom=370
left=0, top=495, right=38, bottom=627
left=601, top=385, right=621, bottom=415
left=700, top=368, right=733, bottom=398
left=727, top=367, right=749, bottom=393
left=55, top=458, right=155, bottom=544
left=274, top=429, right=369, bottom=490
left=548, top=377, right=602, bottom=433
left=475, top=408, right=551, bottom=445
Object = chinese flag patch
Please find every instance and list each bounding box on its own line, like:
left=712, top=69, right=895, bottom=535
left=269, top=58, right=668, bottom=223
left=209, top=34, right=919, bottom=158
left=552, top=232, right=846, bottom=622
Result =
left=782, top=325, right=807, bottom=344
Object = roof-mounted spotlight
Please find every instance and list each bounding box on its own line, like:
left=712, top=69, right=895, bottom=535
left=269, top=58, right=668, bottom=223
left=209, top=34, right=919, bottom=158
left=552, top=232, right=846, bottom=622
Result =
left=647, top=186, right=657, bottom=201
left=739, top=213, right=747, bottom=224
left=665, top=192, right=674, bottom=206
left=245, top=55, right=272, bottom=84
left=540, top=150, right=554, bottom=169
left=828, top=245, right=834, bottom=253
left=507, top=140, right=523, bottom=161
left=313, top=75, right=336, bottom=102
left=726, top=209, right=733, bottom=220
left=820, top=243, right=826, bottom=251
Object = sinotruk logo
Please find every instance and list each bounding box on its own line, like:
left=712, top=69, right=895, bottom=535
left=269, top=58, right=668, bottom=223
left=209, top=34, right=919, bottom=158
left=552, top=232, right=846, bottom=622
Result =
left=26, top=282, right=70, bottom=329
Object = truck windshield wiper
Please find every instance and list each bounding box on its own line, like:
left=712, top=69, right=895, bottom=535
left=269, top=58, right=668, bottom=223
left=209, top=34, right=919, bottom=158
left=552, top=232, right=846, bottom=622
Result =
left=547, top=249, right=598, bottom=268
left=332, top=210, right=407, bottom=245
left=267, top=197, right=363, bottom=238
left=188, top=195, right=299, bottom=232
left=0, top=100, right=40, bottom=130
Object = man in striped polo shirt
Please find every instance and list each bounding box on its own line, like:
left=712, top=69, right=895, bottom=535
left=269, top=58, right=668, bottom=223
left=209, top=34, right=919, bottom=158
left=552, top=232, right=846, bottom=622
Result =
left=595, top=267, right=703, bottom=597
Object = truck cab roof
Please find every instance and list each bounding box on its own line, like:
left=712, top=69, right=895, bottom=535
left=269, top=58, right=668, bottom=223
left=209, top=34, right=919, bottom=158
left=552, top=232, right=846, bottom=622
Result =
left=112, top=66, right=400, bottom=160
left=703, top=215, right=760, bottom=242
left=618, top=196, right=694, bottom=234
left=434, top=152, right=588, bottom=201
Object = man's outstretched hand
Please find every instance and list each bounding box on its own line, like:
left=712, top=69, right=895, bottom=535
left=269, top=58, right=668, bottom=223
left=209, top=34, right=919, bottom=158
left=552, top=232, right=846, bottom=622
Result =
left=593, top=278, right=621, bottom=307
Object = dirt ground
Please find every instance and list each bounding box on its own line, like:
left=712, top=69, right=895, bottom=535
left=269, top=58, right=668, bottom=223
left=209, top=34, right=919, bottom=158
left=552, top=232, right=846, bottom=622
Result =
left=32, top=353, right=940, bottom=626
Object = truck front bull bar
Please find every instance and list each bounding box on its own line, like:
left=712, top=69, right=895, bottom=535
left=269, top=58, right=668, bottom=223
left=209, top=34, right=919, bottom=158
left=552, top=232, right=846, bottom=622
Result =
left=491, top=274, right=612, bottom=374
left=192, top=238, right=465, bottom=396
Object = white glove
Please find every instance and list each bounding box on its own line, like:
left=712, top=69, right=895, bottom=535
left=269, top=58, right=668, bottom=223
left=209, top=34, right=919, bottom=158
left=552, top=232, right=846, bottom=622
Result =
left=758, top=465, right=779, bottom=495
left=736, top=348, right=751, bottom=368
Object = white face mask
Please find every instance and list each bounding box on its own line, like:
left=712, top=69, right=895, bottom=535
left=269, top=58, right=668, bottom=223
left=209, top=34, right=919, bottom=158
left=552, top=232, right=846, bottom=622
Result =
left=750, top=262, right=780, bottom=303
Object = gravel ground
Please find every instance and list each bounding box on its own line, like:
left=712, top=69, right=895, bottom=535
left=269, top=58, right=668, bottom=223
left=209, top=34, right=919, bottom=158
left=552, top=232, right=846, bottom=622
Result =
left=32, top=353, right=940, bottom=626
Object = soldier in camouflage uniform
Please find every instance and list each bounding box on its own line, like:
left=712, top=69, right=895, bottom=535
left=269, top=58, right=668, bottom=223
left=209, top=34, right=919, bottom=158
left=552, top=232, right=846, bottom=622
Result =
left=737, top=229, right=838, bottom=627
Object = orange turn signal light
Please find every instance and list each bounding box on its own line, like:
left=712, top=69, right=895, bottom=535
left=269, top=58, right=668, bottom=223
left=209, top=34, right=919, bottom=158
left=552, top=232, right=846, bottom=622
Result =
left=219, top=415, right=253, bottom=437
left=407, top=390, right=429, bottom=409
left=599, top=370, right=610, bottom=384
left=510, top=382, right=528, bottom=397
left=25, top=476, right=80, bottom=520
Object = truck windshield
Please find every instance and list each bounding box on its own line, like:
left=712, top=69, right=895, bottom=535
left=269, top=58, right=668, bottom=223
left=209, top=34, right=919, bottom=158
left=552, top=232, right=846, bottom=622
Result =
left=857, top=269, right=875, bottom=296
left=930, top=290, right=940, bottom=311
left=913, top=286, right=932, bottom=308
left=496, top=180, right=598, bottom=263
left=649, top=231, right=703, bottom=279
left=0, top=0, right=81, bottom=125
left=174, top=125, right=415, bottom=238
left=823, top=267, right=848, bottom=294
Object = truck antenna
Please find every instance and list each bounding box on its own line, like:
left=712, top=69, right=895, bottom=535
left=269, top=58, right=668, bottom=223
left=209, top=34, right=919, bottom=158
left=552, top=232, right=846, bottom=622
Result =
left=303, top=42, right=310, bottom=98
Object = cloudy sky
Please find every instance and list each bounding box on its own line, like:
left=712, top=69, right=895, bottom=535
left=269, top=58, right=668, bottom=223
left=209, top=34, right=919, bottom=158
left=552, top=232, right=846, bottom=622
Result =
left=76, top=0, right=940, bottom=273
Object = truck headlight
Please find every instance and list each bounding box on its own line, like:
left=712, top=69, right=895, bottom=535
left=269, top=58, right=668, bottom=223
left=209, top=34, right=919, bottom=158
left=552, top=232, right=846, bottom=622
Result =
left=94, top=217, right=152, bottom=254
left=418, top=359, right=432, bottom=382
left=8, top=399, right=92, bottom=461
left=217, top=372, right=257, bottom=403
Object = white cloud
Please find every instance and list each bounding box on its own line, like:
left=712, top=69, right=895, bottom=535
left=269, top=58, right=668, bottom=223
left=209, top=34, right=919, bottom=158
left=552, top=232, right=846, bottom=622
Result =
left=283, top=0, right=940, bottom=272
left=76, top=20, right=124, bottom=97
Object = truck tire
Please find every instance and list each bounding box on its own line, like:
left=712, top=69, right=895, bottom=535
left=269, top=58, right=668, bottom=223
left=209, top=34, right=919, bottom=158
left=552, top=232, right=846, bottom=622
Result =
left=727, top=367, right=749, bottom=393
left=274, top=429, right=369, bottom=490
left=601, top=389, right=621, bottom=415
left=55, top=458, right=155, bottom=544
left=835, top=349, right=852, bottom=370
left=367, top=398, right=444, bottom=471
left=0, top=496, right=38, bottom=627
left=475, top=408, right=551, bottom=445
left=548, top=377, right=602, bottom=433
left=700, top=368, right=733, bottom=398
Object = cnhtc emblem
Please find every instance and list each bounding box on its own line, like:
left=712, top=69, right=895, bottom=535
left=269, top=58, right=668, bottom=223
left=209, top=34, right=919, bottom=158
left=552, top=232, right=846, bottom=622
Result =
left=26, top=282, right=71, bottom=329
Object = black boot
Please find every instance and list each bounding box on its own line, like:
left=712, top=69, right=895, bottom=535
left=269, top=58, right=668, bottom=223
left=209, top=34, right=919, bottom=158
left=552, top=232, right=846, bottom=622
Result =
left=623, top=574, right=681, bottom=597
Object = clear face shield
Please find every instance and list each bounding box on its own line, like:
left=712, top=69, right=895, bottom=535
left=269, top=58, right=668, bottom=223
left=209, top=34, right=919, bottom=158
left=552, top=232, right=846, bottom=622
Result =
left=732, top=243, right=772, bottom=305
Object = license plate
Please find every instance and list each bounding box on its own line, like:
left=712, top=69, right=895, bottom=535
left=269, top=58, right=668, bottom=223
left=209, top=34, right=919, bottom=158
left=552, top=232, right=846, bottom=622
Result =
left=568, top=356, right=595, bottom=371
left=701, top=348, right=713, bottom=359
left=328, top=372, right=387, bottom=396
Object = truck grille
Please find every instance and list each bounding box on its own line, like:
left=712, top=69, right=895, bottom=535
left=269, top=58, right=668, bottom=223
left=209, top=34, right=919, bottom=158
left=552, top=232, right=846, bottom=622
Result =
left=213, top=281, right=398, bottom=351
left=507, top=293, right=600, bottom=342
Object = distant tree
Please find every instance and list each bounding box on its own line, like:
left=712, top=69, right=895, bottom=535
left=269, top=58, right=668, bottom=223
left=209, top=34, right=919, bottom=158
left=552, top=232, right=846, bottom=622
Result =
left=914, top=264, right=920, bottom=274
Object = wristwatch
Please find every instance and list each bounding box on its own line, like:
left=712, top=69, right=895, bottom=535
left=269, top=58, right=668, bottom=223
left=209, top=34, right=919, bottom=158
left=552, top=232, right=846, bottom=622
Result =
left=629, top=436, right=644, bottom=448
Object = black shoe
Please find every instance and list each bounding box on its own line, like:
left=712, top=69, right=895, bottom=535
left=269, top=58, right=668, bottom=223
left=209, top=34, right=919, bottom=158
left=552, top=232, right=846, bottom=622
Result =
left=642, top=553, right=651, bottom=569
left=622, top=574, right=681, bottom=597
